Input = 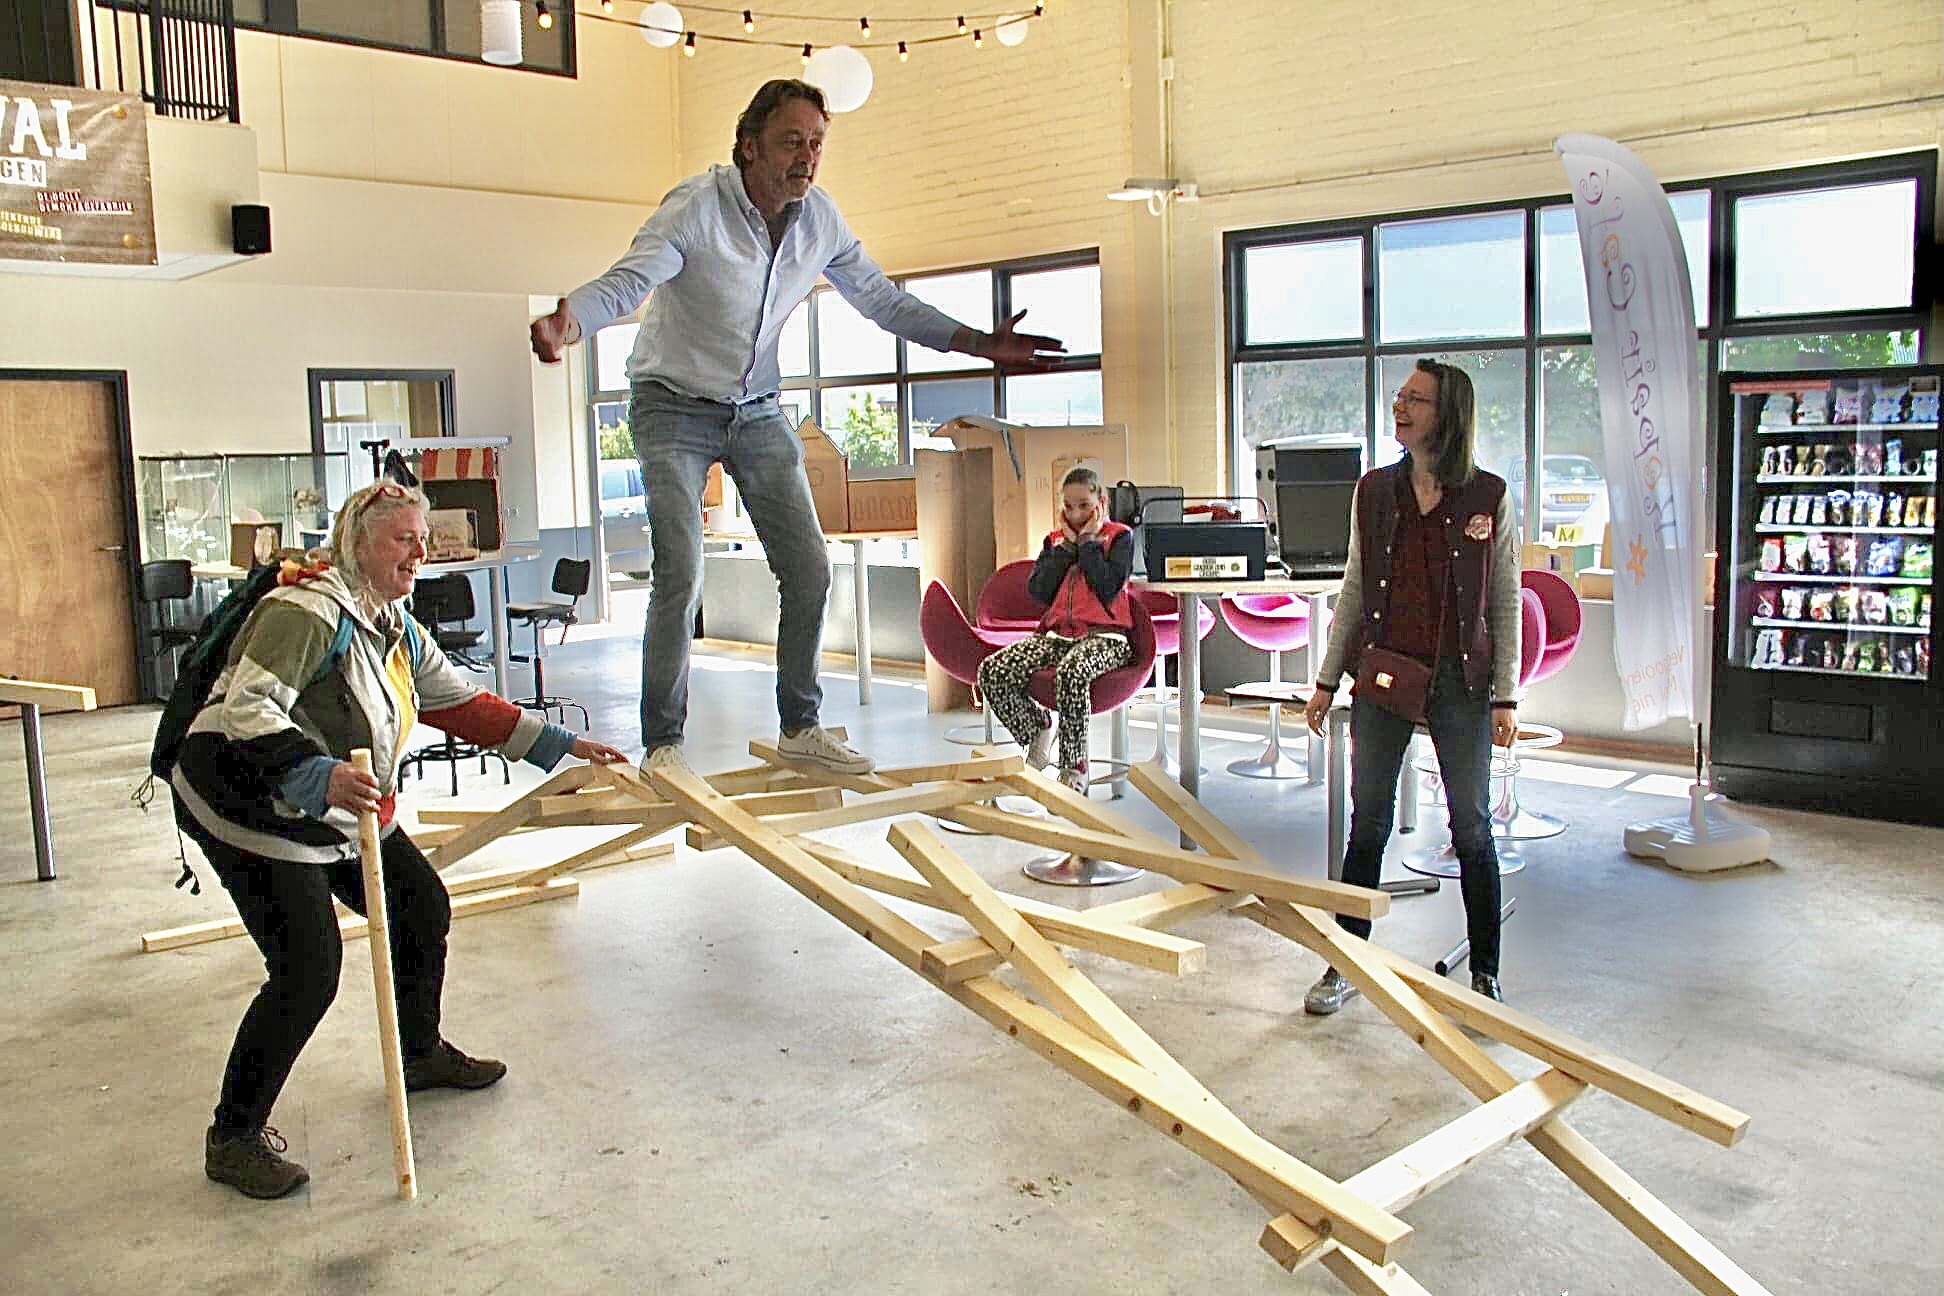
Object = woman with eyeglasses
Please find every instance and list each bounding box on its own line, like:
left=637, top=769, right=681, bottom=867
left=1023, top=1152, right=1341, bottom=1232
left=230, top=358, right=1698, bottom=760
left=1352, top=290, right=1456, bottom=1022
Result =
left=1301, top=359, right=1522, bottom=1014
left=170, top=479, right=627, bottom=1200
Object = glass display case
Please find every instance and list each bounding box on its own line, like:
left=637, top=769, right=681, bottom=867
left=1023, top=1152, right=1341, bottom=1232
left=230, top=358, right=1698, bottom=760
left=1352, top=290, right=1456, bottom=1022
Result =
left=139, top=453, right=338, bottom=563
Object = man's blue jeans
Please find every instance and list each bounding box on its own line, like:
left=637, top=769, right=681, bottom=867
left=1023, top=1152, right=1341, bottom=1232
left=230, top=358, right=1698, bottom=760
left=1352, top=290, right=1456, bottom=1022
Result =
left=1337, top=656, right=1502, bottom=977
left=629, top=381, right=830, bottom=751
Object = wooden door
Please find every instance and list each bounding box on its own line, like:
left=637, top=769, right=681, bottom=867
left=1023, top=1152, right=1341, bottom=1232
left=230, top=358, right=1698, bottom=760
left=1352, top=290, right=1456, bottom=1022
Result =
left=0, top=379, right=141, bottom=706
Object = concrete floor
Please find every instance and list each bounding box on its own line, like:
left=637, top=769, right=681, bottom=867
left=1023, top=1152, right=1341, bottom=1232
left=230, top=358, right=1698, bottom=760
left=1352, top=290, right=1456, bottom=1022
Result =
left=2, top=628, right=1940, bottom=1296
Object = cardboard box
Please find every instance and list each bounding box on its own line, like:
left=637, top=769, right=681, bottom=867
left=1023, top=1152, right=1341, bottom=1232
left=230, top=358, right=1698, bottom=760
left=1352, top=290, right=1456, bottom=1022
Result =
left=933, top=417, right=1129, bottom=563
left=426, top=508, right=480, bottom=562
left=230, top=521, right=282, bottom=570
left=1577, top=567, right=1614, bottom=600
left=796, top=417, right=850, bottom=533
left=1522, top=540, right=1598, bottom=579
left=846, top=475, right=918, bottom=533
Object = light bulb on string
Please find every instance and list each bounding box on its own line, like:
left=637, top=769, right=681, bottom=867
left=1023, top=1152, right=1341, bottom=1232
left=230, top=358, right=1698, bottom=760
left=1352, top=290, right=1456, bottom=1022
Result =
left=535, top=1, right=552, bottom=30
left=743, top=9, right=754, bottom=32
left=683, top=31, right=696, bottom=56
left=1035, top=1, right=1044, bottom=13
left=897, top=40, right=908, bottom=62
left=859, top=17, right=870, bottom=39
left=972, top=28, right=982, bottom=47
left=600, top=0, right=613, bottom=12
left=801, top=43, right=812, bottom=65
left=956, top=15, right=966, bottom=34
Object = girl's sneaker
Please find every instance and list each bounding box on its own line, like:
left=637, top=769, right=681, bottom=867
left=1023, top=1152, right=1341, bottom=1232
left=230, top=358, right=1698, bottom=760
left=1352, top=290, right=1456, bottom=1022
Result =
left=1059, top=764, right=1088, bottom=795
left=1026, top=721, right=1056, bottom=771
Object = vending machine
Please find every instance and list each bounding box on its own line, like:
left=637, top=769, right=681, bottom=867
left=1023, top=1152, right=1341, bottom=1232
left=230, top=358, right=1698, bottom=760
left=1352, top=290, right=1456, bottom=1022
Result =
left=1712, top=365, right=1943, bottom=824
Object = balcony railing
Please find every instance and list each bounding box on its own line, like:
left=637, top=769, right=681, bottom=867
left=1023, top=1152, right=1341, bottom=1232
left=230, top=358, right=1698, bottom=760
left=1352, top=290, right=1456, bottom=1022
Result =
left=82, top=0, right=241, bottom=124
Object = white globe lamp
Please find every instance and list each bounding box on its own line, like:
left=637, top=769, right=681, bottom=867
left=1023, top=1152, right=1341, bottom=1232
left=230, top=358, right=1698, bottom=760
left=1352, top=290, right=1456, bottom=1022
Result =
left=803, top=45, right=874, bottom=113
left=638, top=2, right=684, bottom=48
left=996, top=18, right=1030, bottom=47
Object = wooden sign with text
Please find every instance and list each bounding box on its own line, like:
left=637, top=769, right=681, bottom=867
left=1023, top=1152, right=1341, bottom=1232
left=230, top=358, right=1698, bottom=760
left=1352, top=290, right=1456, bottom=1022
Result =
left=0, top=80, right=155, bottom=266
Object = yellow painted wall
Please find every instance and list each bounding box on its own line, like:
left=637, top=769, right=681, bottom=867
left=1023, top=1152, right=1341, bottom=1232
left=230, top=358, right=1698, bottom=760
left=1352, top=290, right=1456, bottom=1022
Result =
left=1162, top=0, right=1944, bottom=491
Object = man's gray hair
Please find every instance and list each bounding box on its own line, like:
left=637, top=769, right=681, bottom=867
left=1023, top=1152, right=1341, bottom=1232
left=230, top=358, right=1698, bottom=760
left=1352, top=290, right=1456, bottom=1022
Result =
left=327, top=480, right=430, bottom=589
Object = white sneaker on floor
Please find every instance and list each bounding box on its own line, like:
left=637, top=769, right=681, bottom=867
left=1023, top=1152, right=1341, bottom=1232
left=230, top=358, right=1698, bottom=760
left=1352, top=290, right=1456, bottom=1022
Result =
left=778, top=724, right=875, bottom=774
left=1026, top=724, right=1056, bottom=771
left=640, top=745, right=692, bottom=779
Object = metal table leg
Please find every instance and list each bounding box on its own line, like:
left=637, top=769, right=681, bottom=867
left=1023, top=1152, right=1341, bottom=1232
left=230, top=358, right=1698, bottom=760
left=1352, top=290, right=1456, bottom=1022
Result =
left=1304, top=591, right=1333, bottom=784
left=23, top=703, right=55, bottom=882
left=1326, top=705, right=1348, bottom=881
left=489, top=565, right=512, bottom=699
left=851, top=538, right=872, bottom=705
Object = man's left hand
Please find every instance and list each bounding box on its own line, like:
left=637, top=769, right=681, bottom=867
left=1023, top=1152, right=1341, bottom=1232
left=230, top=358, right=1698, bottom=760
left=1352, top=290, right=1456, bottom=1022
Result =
left=977, top=310, right=1066, bottom=371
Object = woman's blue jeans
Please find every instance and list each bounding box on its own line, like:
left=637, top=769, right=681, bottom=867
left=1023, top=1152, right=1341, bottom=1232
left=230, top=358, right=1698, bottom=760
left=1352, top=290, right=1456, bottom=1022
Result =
left=1337, top=657, right=1502, bottom=977
left=629, top=381, right=831, bottom=751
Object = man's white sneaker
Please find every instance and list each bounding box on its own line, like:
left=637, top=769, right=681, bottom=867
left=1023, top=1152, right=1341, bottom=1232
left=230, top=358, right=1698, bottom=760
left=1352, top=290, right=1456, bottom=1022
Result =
left=640, top=745, right=692, bottom=778
left=1026, top=723, right=1056, bottom=771
left=777, top=725, right=876, bottom=774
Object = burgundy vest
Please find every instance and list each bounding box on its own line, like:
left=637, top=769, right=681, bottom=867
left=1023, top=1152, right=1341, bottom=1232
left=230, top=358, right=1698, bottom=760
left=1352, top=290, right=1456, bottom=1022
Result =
left=1347, top=463, right=1507, bottom=695
left=1037, top=520, right=1135, bottom=637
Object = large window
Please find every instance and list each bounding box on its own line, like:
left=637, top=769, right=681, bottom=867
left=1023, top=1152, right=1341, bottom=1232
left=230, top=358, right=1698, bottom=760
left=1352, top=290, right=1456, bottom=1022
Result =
left=175, top=1, right=577, bottom=75
left=1228, top=153, right=1935, bottom=550
left=778, top=251, right=1103, bottom=475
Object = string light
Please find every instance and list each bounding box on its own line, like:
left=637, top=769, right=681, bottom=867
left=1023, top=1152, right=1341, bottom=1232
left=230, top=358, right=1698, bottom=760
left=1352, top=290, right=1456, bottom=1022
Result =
left=574, top=6, right=1055, bottom=66
left=535, top=0, right=552, bottom=30
left=800, top=42, right=812, bottom=64
left=859, top=16, right=871, bottom=39
left=600, top=0, right=613, bottom=12
left=683, top=30, right=696, bottom=55
left=743, top=9, right=754, bottom=32
left=897, top=40, right=908, bottom=61
left=956, top=15, right=966, bottom=34
left=972, top=27, right=982, bottom=47
left=1035, top=1, right=1044, bottom=13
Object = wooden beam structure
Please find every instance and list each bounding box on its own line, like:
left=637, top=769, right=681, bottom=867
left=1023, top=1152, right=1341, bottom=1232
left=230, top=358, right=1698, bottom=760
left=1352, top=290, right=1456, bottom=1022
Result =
left=146, top=739, right=1772, bottom=1292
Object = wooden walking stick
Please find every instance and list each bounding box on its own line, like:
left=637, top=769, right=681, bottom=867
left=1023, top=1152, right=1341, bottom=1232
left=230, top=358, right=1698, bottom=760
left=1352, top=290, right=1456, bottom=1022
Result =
left=351, top=749, right=418, bottom=1201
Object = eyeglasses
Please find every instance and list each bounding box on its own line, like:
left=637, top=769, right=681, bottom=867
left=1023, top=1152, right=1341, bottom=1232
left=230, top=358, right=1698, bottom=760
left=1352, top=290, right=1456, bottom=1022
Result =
left=1393, top=388, right=1438, bottom=409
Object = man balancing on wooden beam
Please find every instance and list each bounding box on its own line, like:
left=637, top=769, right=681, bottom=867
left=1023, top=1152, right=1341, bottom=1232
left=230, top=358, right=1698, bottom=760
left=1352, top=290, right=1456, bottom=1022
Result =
left=167, top=481, right=626, bottom=1199
left=531, top=78, right=1066, bottom=781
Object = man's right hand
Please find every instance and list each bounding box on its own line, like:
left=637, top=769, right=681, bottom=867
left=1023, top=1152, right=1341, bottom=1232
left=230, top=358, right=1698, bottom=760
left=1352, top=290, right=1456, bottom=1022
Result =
left=326, top=761, right=382, bottom=816
left=530, top=297, right=581, bottom=364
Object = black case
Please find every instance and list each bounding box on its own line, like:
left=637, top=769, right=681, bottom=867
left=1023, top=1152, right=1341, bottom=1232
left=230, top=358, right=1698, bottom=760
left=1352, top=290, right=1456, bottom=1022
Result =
left=1140, top=498, right=1271, bottom=581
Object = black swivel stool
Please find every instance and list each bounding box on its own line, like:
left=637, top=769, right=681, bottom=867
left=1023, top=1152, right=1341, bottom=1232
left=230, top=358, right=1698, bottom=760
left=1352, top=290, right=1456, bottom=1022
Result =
left=400, top=573, right=509, bottom=795
left=507, top=558, right=591, bottom=730
left=140, top=559, right=198, bottom=698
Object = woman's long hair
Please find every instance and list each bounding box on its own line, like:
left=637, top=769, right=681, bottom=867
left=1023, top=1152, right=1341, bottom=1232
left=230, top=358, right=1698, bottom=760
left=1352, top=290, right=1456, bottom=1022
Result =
left=325, top=479, right=430, bottom=595
left=1418, top=359, right=1479, bottom=489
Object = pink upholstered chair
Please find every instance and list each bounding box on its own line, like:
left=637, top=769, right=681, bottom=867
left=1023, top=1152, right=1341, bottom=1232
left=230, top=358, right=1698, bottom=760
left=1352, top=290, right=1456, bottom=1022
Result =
left=921, top=581, right=1012, bottom=747
left=1218, top=593, right=1313, bottom=780
left=1493, top=569, right=1583, bottom=839
left=973, top=559, right=1043, bottom=643
left=1133, top=587, right=1216, bottom=774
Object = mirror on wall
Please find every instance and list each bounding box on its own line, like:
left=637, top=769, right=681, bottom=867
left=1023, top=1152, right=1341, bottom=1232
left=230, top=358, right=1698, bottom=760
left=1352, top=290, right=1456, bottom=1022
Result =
left=307, top=369, right=455, bottom=511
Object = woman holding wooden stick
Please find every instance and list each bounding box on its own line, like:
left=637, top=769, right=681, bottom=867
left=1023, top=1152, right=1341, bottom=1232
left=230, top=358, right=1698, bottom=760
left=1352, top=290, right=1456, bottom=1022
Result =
left=170, top=480, right=625, bottom=1199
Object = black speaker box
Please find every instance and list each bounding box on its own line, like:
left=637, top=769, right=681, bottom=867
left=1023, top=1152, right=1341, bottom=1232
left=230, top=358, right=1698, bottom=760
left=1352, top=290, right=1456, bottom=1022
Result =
left=231, top=204, right=271, bottom=255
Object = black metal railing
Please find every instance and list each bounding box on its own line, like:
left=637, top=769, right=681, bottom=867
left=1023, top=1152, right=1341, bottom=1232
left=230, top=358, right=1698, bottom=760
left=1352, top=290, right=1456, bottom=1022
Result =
left=83, top=0, right=242, bottom=124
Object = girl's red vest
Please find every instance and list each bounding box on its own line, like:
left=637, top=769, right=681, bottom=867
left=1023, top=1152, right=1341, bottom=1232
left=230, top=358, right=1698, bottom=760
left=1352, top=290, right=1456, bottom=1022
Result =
left=1037, top=520, right=1135, bottom=637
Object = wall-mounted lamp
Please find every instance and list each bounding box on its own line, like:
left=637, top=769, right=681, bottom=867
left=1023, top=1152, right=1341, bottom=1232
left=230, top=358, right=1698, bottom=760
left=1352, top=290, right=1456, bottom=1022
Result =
left=1106, top=177, right=1198, bottom=216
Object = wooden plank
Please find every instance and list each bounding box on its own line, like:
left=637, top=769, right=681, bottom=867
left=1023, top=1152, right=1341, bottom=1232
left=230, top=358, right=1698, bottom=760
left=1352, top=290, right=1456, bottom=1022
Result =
left=535, top=766, right=813, bottom=817
left=944, top=968, right=1412, bottom=1268
left=544, top=786, right=837, bottom=831
left=505, top=824, right=666, bottom=887
left=869, top=753, right=1024, bottom=784
left=1317, top=1250, right=1439, bottom=1296
left=1365, top=946, right=1751, bottom=1148
left=997, top=767, right=1176, bottom=845
left=798, top=843, right=1206, bottom=980
left=685, top=782, right=993, bottom=850
left=142, top=877, right=581, bottom=953
left=944, top=804, right=1389, bottom=921
left=423, top=764, right=594, bottom=871
left=0, top=678, right=96, bottom=711
left=1131, top=764, right=1773, bottom=1296
left=1084, top=883, right=1249, bottom=929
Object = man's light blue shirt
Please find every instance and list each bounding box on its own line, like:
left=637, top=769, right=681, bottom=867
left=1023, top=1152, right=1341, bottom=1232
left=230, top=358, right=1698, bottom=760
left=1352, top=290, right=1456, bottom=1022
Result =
left=565, top=164, right=961, bottom=405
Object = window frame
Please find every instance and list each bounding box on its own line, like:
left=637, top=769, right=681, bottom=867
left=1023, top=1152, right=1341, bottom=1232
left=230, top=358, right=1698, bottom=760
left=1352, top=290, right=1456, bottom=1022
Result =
left=97, top=0, right=580, bottom=78
left=1225, top=151, right=1937, bottom=533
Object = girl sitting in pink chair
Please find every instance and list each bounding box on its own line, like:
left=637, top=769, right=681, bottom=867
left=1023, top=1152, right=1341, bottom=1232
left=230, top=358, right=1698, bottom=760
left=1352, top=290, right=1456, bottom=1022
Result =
left=976, top=468, right=1137, bottom=792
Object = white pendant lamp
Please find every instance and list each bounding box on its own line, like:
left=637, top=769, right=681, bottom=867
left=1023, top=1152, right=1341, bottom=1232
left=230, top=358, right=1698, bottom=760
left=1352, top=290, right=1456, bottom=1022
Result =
left=996, top=18, right=1030, bottom=46
left=803, top=45, right=873, bottom=113
left=481, top=0, right=523, bottom=65
left=638, top=1, right=684, bottom=48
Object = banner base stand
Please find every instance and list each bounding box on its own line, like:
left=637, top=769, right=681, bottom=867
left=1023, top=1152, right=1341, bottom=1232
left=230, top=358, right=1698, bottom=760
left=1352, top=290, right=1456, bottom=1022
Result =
left=1625, top=786, right=1773, bottom=873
